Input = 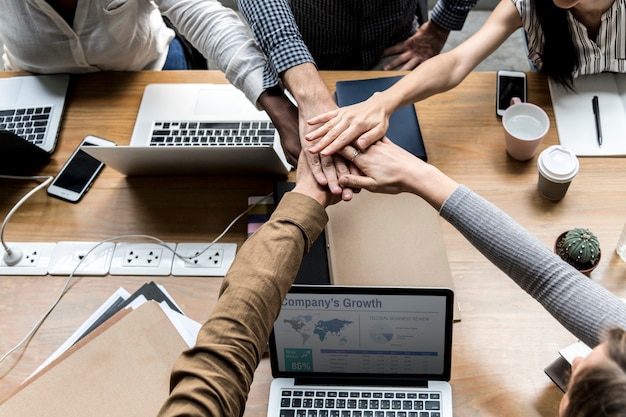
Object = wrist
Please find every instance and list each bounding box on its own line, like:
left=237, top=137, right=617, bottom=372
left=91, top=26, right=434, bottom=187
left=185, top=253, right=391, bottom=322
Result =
left=406, top=164, right=458, bottom=210
left=282, top=63, right=335, bottom=108
left=291, top=185, right=331, bottom=208
left=427, top=19, right=452, bottom=37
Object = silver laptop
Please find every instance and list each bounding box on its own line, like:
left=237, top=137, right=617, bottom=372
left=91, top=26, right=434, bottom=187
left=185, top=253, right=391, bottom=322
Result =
left=83, top=83, right=291, bottom=176
left=0, top=74, right=70, bottom=153
left=268, top=285, right=455, bottom=417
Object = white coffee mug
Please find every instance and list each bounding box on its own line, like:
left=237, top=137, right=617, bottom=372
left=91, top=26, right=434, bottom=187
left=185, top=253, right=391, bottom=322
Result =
left=502, top=97, right=550, bottom=161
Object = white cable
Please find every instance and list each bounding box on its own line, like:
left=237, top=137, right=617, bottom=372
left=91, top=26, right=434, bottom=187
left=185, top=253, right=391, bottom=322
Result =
left=0, top=175, right=54, bottom=259
left=0, top=191, right=274, bottom=364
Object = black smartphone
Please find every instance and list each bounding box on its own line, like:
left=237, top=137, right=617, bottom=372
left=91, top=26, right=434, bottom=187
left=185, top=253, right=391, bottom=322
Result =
left=47, top=135, right=115, bottom=202
left=496, top=70, right=527, bottom=117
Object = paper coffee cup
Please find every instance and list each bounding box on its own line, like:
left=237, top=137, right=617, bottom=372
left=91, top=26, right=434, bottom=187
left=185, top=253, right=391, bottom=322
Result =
left=537, top=145, right=579, bottom=201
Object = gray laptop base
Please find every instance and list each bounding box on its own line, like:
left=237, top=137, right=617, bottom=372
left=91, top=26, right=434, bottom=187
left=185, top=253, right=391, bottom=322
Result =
left=0, top=74, right=69, bottom=154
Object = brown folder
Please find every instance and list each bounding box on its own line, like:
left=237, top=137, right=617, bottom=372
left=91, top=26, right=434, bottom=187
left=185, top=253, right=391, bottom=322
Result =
left=325, top=191, right=460, bottom=321
left=0, top=301, right=187, bottom=416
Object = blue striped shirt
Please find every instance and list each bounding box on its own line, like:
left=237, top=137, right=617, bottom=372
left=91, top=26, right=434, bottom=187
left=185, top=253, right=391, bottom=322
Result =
left=237, top=0, right=478, bottom=88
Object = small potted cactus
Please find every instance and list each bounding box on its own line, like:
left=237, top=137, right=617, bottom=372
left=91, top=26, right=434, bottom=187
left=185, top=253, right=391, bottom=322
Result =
left=554, top=227, right=601, bottom=275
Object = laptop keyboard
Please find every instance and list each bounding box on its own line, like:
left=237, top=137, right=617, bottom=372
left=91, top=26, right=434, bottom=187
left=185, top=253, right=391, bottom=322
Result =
left=279, top=389, right=442, bottom=417
left=0, top=106, right=51, bottom=145
left=149, top=120, right=276, bottom=147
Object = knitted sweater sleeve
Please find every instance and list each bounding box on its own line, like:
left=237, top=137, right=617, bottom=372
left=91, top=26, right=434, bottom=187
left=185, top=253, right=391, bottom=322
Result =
left=439, top=185, right=626, bottom=347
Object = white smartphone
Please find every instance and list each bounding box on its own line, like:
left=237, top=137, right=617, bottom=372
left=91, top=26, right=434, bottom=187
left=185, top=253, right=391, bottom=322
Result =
left=47, top=135, right=115, bottom=203
left=496, top=70, right=527, bottom=117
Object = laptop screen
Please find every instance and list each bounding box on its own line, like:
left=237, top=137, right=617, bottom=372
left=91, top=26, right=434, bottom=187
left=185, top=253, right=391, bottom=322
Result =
left=269, top=285, right=454, bottom=384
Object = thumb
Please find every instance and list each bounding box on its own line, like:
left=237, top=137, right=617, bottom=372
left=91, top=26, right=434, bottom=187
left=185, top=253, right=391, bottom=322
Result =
left=339, top=174, right=376, bottom=191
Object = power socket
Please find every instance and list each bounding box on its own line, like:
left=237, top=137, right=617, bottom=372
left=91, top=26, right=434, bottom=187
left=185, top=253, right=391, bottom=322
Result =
left=109, top=242, right=175, bottom=276
left=0, top=242, right=57, bottom=275
left=48, top=241, right=115, bottom=276
left=171, top=243, right=237, bottom=277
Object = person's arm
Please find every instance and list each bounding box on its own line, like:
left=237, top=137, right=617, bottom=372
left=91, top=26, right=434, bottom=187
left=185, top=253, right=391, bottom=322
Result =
left=158, top=154, right=340, bottom=417
left=236, top=0, right=355, bottom=199
left=381, top=0, right=480, bottom=70
left=158, top=0, right=302, bottom=167
left=306, top=0, right=522, bottom=156
left=430, top=0, right=480, bottom=32
left=338, top=138, right=626, bottom=349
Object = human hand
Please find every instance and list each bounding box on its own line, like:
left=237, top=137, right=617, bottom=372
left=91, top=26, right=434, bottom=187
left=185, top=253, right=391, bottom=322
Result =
left=337, top=137, right=458, bottom=210
left=305, top=93, right=391, bottom=157
left=381, top=21, right=450, bottom=70
left=257, top=87, right=300, bottom=167
left=283, top=63, right=358, bottom=201
left=292, top=151, right=343, bottom=208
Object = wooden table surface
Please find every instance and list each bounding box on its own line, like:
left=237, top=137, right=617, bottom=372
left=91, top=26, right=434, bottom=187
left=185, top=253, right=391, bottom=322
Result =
left=1, top=70, right=625, bottom=417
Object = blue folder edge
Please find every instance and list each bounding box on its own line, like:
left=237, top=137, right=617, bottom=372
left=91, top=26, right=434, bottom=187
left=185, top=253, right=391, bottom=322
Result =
left=334, top=76, right=427, bottom=161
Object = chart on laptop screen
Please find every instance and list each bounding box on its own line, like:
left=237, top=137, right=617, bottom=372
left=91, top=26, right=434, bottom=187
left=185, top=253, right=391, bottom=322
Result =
left=273, top=293, right=448, bottom=375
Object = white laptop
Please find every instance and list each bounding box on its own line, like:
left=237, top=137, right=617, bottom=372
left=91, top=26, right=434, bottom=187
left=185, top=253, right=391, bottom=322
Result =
left=0, top=74, right=70, bottom=154
left=83, top=83, right=292, bottom=176
left=267, top=285, right=455, bottom=417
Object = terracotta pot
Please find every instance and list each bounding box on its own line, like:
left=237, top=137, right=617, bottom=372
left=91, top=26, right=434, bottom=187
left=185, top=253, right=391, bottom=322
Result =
left=554, top=231, right=601, bottom=275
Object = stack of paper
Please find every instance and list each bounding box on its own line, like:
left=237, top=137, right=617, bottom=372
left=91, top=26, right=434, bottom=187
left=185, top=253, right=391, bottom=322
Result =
left=0, top=283, right=199, bottom=417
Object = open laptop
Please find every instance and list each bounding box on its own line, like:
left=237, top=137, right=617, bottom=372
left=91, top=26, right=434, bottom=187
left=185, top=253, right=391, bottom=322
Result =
left=267, top=285, right=454, bottom=417
left=83, top=83, right=292, bottom=176
left=0, top=74, right=70, bottom=174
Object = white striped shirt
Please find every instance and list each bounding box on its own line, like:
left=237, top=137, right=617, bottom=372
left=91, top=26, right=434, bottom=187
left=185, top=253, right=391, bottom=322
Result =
left=513, top=0, right=626, bottom=77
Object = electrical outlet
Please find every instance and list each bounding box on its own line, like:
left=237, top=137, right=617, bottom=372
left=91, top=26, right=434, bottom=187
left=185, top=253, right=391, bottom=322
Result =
left=0, top=242, right=57, bottom=275
left=109, top=242, right=175, bottom=276
left=48, top=241, right=115, bottom=276
left=171, top=243, right=237, bottom=277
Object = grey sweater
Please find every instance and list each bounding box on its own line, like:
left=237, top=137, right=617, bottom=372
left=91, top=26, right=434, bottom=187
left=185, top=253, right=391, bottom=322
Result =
left=440, top=185, right=626, bottom=347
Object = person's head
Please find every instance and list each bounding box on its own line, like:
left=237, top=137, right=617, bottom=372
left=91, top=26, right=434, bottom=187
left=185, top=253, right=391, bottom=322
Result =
left=530, top=0, right=578, bottom=89
left=559, top=328, right=626, bottom=417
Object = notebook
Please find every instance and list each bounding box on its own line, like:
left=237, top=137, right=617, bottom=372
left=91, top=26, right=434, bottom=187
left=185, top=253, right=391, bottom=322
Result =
left=334, top=76, right=427, bottom=161
left=0, top=74, right=70, bottom=174
left=267, top=285, right=454, bottom=417
left=325, top=190, right=460, bottom=321
left=273, top=181, right=331, bottom=285
left=83, top=83, right=292, bottom=176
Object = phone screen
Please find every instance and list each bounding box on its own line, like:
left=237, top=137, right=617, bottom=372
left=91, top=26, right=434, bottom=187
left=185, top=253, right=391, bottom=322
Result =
left=53, top=144, right=102, bottom=193
left=498, top=75, right=526, bottom=112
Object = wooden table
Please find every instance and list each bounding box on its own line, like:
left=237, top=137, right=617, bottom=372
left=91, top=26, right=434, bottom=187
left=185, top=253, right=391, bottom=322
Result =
left=1, top=70, right=625, bottom=417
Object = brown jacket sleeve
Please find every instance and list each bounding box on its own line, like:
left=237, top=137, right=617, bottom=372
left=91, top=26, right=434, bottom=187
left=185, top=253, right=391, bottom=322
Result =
left=158, top=191, right=328, bottom=417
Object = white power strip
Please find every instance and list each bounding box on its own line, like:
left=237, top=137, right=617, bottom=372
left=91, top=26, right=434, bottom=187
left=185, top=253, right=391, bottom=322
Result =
left=0, top=241, right=237, bottom=277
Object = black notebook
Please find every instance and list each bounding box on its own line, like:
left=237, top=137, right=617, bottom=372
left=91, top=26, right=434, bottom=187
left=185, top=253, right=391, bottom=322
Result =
left=0, top=130, right=51, bottom=174
left=273, top=181, right=330, bottom=285
left=334, top=76, right=427, bottom=161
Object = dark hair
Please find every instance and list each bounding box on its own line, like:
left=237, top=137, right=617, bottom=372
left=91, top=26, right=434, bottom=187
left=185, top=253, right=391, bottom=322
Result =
left=531, top=0, right=578, bottom=89
left=563, top=328, right=626, bottom=417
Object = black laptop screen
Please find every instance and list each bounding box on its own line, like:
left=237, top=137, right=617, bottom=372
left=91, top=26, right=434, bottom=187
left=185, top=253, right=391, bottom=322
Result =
left=269, top=285, right=454, bottom=383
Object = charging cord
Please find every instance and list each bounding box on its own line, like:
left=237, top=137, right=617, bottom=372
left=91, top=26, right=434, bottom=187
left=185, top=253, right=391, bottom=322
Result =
left=0, top=192, right=274, bottom=365
left=1, top=175, right=54, bottom=266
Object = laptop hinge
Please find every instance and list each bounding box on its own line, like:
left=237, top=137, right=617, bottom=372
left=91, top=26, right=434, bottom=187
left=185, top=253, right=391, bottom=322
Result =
left=293, top=378, right=430, bottom=388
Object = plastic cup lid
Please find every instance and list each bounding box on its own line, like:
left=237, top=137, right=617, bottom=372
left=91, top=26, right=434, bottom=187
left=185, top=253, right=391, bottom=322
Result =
left=537, top=145, right=579, bottom=183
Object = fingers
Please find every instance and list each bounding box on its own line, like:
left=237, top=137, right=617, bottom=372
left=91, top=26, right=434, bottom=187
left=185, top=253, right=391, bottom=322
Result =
left=306, top=116, right=356, bottom=155
left=339, top=173, right=376, bottom=192
left=307, top=109, right=338, bottom=126
left=320, top=154, right=342, bottom=195
left=305, top=151, right=329, bottom=187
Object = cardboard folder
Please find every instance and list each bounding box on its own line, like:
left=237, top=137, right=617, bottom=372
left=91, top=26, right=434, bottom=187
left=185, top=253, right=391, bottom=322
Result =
left=325, top=190, right=460, bottom=320
left=0, top=302, right=187, bottom=417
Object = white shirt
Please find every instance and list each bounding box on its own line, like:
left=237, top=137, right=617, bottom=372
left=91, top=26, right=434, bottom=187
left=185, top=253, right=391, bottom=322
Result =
left=514, top=0, right=626, bottom=77
left=0, top=0, right=266, bottom=103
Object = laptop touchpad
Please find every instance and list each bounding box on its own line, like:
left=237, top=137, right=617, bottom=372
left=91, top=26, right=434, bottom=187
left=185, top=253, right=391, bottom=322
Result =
left=195, top=89, right=246, bottom=116
left=0, top=78, right=22, bottom=107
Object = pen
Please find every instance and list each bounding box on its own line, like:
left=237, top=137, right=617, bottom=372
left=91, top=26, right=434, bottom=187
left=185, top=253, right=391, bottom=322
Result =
left=592, top=95, right=602, bottom=147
